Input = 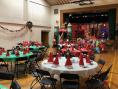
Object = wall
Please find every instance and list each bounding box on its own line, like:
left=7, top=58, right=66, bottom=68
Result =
left=0, top=0, right=52, bottom=49
left=0, top=0, right=23, bottom=22
left=28, top=0, right=51, bottom=26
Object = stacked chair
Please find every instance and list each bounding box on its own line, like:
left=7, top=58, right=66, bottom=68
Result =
left=0, top=58, right=9, bottom=72
left=30, top=50, right=47, bottom=89
left=0, top=72, right=21, bottom=89
left=29, top=53, right=41, bottom=89
left=14, top=56, right=28, bottom=78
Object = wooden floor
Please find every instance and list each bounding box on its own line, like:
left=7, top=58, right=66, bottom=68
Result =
left=0, top=47, right=118, bottom=89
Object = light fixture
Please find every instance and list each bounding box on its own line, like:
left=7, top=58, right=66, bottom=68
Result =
left=70, top=0, right=95, bottom=5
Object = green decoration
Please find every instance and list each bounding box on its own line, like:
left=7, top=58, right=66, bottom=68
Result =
left=54, top=26, right=59, bottom=45
left=67, top=23, right=72, bottom=40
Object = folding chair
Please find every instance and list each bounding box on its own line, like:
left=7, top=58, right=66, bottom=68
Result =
left=10, top=80, right=21, bottom=89
left=30, top=53, right=46, bottom=89
left=60, top=73, right=80, bottom=89
left=14, top=56, right=28, bottom=78
left=0, top=72, right=21, bottom=89
left=86, top=64, right=112, bottom=89
left=97, top=59, right=106, bottom=73
left=36, top=69, right=57, bottom=89
left=0, top=58, right=9, bottom=72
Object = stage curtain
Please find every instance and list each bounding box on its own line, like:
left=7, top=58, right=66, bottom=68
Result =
left=108, top=9, right=116, bottom=40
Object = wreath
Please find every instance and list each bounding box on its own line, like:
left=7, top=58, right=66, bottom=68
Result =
left=26, top=21, right=33, bottom=32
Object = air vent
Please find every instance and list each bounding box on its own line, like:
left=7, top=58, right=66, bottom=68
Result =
left=54, top=9, right=58, bottom=14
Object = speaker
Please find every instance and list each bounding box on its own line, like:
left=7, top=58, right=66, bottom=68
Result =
left=54, top=9, right=58, bottom=14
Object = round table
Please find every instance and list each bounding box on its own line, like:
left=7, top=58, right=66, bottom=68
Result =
left=0, top=51, right=33, bottom=71
left=30, top=45, right=45, bottom=50
left=0, top=51, right=33, bottom=62
left=41, top=57, right=98, bottom=77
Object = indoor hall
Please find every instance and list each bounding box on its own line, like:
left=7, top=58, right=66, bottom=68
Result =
left=0, top=0, right=118, bottom=89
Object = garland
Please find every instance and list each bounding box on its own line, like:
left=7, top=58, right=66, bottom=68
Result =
left=0, top=21, right=33, bottom=32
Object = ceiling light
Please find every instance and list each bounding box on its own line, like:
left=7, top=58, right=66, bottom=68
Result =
left=70, top=0, right=95, bottom=5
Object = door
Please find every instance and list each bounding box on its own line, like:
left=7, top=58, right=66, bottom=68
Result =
left=41, top=31, right=49, bottom=46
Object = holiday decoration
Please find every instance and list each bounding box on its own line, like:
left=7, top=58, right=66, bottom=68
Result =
left=0, top=51, right=2, bottom=55
left=48, top=52, right=54, bottom=63
left=26, top=21, right=33, bottom=32
left=6, top=51, right=10, bottom=56
left=15, top=51, right=19, bottom=56
left=23, top=50, right=27, bottom=55
left=65, top=56, right=72, bottom=66
left=79, top=53, right=84, bottom=66
left=86, top=55, right=91, bottom=64
left=53, top=55, right=59, bottom=65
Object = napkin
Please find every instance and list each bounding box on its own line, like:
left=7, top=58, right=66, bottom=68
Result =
left=72, top=46, right=74, bottom=51
left=15, top=51, right=19, bottom=56
left=79, top=53, right=84, bottom=66
left=23, top=50, right=27, bottom=54
left=65, top=56, right=72, bottom=66
left=53, top=55, right=59, bottom=65
left=57, top=52, right=61, bottom=58
left=48, top=52, right=54, bottom=63
left=0, top=51, right=2, bottom=55
left=6, top=51, right=10, bottom=56
left=2, top=48, right=5, bottom=52
left=26, top=48, right=30, bottom=53
left=86, top=55, right=91, bottom=64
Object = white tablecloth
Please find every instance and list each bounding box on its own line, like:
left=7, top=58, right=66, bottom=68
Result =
left=41, top=57, right=98, bottom=77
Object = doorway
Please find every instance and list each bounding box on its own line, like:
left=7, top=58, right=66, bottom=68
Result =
left=41, top=31, right=49, bottom=46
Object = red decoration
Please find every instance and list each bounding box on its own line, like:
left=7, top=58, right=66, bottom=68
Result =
left=53, top=39, right=56, bottom=45
left=59, top=28, right=67, bottom=33
left=39, top=43, right=42, bottom=46
left=26, top=48, right=30, bottom=53
left=72, top=46, right=74, bottom=51
left=6, top=51, right=10, bottom=56
left=15, top=51, right=19, bottom=56
left=48, top=52, right=54, bottom=63
left=65, top=56, right=72, bottom=66
left=79, top=53, right=84, bottom=65
left=23, top=50, right=27, bottom=55
left=53, top=55, right=59, bottom=65
left=100, top=43, right=105, bottom=51
left=57, top=52, right=61, bottom=58
left=59, top=39, right=63, bottom=44
left=35, top=42, right=39, bottom=47
left=86, top=55, right=91, bottom=64
left=2, top=48, right=5, bottom=52
left=0, top=51, right=2, bottom=55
